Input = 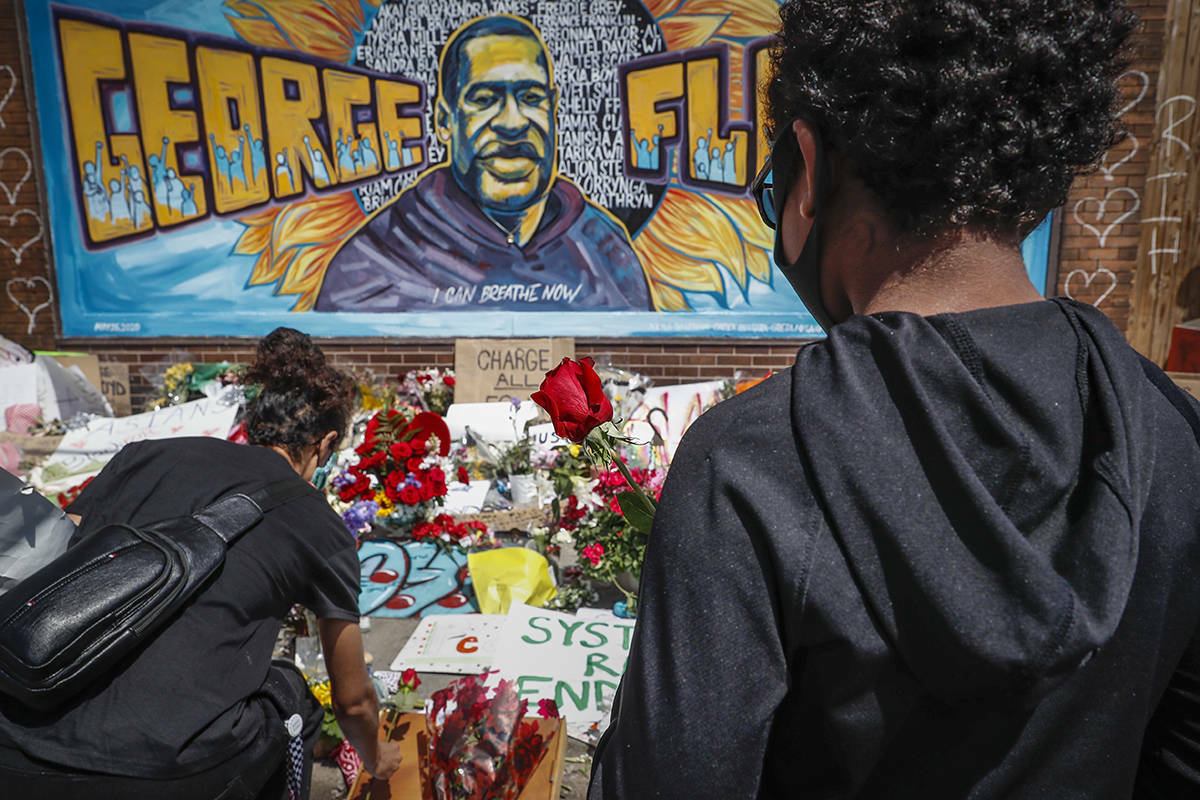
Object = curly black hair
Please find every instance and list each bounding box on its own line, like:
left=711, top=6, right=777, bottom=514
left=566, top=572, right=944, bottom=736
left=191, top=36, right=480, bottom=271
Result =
left=766, top=0, right=1137, bottom=236
left=242, top=327, right=354, bottom=461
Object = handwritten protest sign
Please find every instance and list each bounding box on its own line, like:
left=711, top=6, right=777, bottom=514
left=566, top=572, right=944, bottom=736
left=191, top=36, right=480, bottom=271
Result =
left=491, top=603, right=635, bottom=741
left=389, top=614, right=506, bottom=674
left=454, top=339, right=574, bottom=403
left=37, top=397, right=238, bottom=489
left=99, top=363, right=131, bottom=416
left=624, top=380, right=726, bottom=465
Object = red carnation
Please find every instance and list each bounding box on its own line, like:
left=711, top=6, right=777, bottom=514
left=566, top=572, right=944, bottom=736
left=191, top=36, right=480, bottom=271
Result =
left=399, top=485, right=422, bottom=506
left=537, top=698, right=560, bottom=718
left=531, top=357, right=613, bottom=443
left=389, top=441, right=412, bottom=461
left=443, top=376, right=456, bottom=387
left=407, top=456, right=425, bottom=474
left=456, top=465, right=470, bottom=485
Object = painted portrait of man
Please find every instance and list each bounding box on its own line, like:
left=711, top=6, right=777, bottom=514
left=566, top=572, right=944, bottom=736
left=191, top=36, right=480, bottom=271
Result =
left=314, top=15, right=651, bottom=312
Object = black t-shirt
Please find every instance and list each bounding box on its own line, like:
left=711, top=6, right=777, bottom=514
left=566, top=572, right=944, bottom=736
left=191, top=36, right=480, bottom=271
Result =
left=0, top=437, right=359, bottom=777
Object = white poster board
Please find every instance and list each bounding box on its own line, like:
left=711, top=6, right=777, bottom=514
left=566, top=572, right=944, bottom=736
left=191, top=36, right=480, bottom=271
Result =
left=491, top=603, right=635, bottom=742
left=36, top=397, right=239, bottom=489
left=389, top=614, right=506, bottom=674
left=624, top=380, right=726, bottom=465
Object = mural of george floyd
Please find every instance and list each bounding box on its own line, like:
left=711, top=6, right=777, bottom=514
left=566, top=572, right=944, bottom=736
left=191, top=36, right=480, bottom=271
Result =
left=0, top=0, right=1183, bottom=410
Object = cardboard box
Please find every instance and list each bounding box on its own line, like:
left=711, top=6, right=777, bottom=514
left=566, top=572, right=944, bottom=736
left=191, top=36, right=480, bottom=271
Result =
left=1166, top=320, right=1200, bottom=373
left=348, top=710, right=568, bottom=800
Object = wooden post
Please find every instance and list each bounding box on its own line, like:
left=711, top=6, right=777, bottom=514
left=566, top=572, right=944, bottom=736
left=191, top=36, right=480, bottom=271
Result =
left=1127, top=0, right=1200, bottom=363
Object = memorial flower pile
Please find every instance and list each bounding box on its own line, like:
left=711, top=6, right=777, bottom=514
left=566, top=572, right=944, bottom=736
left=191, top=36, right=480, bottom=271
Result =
left=425, top=674, right=558, bottom=800
left=330, top=409, right=454, bottom=527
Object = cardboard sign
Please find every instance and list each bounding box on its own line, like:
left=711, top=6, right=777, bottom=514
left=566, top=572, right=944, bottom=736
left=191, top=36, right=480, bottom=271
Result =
left=389, top=614, right=506, bottom=674
left=454, top=339, right=574, bottom=404
left=99, top=363, right=132, bottom=416
left=491, top=603, right=635, bottom=741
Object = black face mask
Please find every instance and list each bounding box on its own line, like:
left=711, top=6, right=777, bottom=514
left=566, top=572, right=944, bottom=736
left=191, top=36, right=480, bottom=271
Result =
left=755, top=122, right=835, bottom=332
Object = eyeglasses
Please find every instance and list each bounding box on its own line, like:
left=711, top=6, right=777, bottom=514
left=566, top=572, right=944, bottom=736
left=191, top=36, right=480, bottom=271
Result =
left=752, top=119, right=829, bottom=231
left=751, top=159, right=777, bottom=229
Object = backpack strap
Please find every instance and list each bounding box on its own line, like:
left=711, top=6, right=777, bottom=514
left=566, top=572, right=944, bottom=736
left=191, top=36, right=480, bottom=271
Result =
left=1137, top=354, right=1200, bottom=449
left=193, top=478, right=315, bottom=545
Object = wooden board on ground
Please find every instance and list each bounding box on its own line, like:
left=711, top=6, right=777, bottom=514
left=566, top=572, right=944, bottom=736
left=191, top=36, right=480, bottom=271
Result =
left=454, top=339, right=574, bottom=403
left=347, top=710, right=568, bottom=800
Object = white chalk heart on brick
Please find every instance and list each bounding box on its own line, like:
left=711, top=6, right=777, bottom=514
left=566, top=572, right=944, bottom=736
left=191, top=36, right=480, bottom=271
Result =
left=5, top=275, right=52, bottom=334
left=0, top=66, right=14, bottom=130
left=1072, top=187, right=1140, bottom=248
left=0, top=209, right=43, bottom=265
left=1064, top=267, right=1118, bottom=309
left=0, top=147, right=32, bottom=206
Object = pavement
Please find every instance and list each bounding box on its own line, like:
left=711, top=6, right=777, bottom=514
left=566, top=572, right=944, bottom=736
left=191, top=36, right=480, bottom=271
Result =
left=307, top=615, right=596, bottom=799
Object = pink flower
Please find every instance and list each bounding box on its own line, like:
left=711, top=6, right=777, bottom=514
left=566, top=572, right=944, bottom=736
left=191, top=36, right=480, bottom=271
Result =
left=537, top=698, right=560, bottom=718
left=581, top=543, right=605, bottom=566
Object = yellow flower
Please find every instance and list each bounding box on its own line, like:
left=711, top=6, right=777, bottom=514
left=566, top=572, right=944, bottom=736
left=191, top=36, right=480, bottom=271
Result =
left=568, top=444, right=582, bottom=458
left=310, top=681, right=332, bottom=707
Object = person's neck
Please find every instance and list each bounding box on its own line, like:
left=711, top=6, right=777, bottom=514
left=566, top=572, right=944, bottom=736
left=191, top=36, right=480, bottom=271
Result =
left=839, top=227, right=1044, bottom=320
left=483, top=196, right=548, bottom=247
left=265, top=444, right=308, bottom=478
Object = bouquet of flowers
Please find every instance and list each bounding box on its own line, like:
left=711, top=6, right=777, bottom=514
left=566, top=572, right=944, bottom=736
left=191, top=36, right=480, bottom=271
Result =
left=331, top=409, right=453, bottom=530
left=424, top=674, right=558, bottom=800
left=413, top=513, right=498, bottom=554
left=532, top=357, right=664, bottom=615
left=398, top=368, right=457, bottom=416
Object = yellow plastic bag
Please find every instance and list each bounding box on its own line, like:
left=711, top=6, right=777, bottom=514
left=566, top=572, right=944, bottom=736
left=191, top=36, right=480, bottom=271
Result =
left=467, top=547, right=557, bottom=614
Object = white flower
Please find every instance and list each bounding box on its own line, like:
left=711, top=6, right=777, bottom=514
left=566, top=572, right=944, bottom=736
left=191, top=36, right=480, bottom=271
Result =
left=458, top=536, right=472, bottom=548
left=553, top=530, right=574, bottom=545
left=440, top=532, right=452, bottom=542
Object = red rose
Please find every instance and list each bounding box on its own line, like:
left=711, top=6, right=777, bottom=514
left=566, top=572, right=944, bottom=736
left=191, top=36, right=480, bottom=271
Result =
left=399, top=485, right=422, bottom=505
left=389, top=441, right=412, bottom=461
left=456, top=465, right=470, bottom=485
left=410, top=438, right=428, bottom=457
left=443, top=376, right=456, bottom=387
left=400, top=668, right=420, bottom=690
left=407, top=456, right=425, bottom=473
left=434, top=513, right=455, bottom=526
left=531, top=357, right=613, bottom=443
left=427, top=466, right=445, bottom=483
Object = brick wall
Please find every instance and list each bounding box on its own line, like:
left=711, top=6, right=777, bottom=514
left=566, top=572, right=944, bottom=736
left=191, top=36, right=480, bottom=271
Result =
left=0, top=0, right=53, bottom=352
left=0, top=0, right=1179, bottom=414
left=78, top=338, right=803, bottom=413
left=1054, top=0, right=1166, bottom=331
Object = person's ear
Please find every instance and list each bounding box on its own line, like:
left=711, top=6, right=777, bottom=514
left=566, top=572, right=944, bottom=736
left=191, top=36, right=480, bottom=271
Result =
left=791, top=119, right=820, bottom=221
left=319, top=429, right=339, bottom=457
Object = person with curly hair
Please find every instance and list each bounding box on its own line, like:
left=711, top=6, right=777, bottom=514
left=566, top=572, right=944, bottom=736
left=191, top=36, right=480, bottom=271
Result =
left=591, top=2, right=1200, bottom=797
left=0, top=328, right=401, bottom=798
